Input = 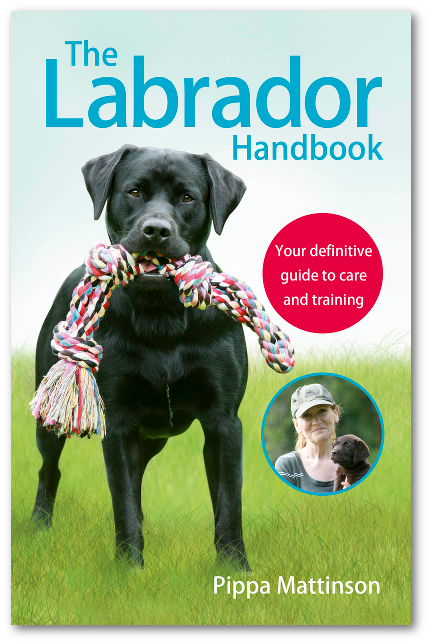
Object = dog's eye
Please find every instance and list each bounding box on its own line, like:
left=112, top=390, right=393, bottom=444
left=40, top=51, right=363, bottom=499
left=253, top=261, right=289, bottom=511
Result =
left=182, top=194, right=193, bottom=202
left=128, top=189, right=140, bottom=197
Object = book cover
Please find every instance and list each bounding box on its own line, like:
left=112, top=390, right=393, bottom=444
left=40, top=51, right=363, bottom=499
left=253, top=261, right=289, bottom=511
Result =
left=11, top=10, right=411, bottom=626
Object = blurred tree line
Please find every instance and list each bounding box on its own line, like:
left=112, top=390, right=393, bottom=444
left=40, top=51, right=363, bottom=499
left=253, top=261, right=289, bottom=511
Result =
left=264, top=376, right=382, bottom=465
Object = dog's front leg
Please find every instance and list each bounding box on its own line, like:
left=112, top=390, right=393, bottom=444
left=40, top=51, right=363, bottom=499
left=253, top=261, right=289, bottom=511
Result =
left=202, top=414, right=251, bottom=572
left=31, top=422, right=67, bottom=527
left=333, top=472, right=346, bottom=492
left=102, top=425, right=145, bottom=568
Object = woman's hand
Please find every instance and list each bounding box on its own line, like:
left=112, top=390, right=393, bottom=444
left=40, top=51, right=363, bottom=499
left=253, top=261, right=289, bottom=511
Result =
left=341, top=480, right=351, bottom=489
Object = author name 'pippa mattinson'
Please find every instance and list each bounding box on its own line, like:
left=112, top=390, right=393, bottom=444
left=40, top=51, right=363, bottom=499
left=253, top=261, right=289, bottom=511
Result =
left=213, top=576, right=380, bottom=599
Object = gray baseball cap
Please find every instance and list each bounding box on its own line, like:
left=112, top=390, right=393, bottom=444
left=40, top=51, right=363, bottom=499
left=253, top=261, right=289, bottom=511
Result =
left=291, top=383, right=335, bottom=418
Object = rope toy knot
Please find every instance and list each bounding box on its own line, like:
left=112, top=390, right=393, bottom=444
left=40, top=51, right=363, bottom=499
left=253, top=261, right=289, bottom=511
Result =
left=30, top=243, right=295, bottom=438
left=51, top=320, right=103, bottom=372
left=172, top=256, right=214, bottom=309
left=85, top=244, right=140, bottom=285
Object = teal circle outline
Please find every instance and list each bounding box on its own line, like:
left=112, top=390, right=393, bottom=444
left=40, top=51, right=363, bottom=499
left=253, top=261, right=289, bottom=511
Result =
left=261, top=372, right=384, bottom=496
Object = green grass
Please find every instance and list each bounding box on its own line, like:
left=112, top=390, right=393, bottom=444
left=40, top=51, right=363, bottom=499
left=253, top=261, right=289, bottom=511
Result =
left=11, top=335, right=411, bottom=625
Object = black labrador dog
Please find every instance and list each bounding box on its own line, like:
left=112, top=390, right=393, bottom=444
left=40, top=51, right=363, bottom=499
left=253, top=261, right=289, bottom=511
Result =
left=32, top=145, right=251, bottom=571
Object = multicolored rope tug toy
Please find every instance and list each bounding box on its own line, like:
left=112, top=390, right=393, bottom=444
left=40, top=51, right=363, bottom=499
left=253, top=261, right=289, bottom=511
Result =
left=30, top=244, right=295, bottom=439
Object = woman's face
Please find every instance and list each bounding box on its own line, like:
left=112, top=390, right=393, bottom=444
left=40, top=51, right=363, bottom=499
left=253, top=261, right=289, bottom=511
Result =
left=293, top=404, right=338, bottom=445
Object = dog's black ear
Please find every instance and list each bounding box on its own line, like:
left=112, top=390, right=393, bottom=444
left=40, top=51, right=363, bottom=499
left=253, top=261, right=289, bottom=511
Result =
left=82, top=145, right=137, bottom=220
left=353, top=438, right=370, bottom=463
left=202, top=153, right=246, bottom=235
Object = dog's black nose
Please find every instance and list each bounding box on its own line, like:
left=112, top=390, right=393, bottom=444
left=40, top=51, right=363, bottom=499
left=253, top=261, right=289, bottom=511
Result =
left=142, top=219, right=172, bottom=245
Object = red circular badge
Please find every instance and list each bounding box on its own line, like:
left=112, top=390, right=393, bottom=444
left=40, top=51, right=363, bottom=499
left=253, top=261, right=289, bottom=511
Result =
left=263, top=213, right=383, bottom=333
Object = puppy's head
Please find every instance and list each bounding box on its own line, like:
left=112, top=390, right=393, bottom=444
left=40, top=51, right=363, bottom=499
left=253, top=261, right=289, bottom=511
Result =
left=82, top=146, right=246, bottom=285
left=330, top=434, right=370, bottom=466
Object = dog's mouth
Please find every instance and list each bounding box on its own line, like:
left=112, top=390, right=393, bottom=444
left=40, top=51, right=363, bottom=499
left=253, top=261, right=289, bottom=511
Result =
left=125, top=245, right=189, bottom=289
left=131, top=253, right=176, bottom=290
left=131, top=251, right=173, bottom=277
left=330, top=451, right=350, bottom=465
left=138, top=258, right=163, bottom=276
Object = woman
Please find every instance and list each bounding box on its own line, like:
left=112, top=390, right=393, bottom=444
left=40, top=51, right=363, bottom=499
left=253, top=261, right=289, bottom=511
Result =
left=275, top=383, right=342, bottom=493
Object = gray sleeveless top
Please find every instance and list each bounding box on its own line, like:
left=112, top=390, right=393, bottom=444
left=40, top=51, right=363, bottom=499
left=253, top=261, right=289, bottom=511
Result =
left=275, top=451, right=334, bottom=493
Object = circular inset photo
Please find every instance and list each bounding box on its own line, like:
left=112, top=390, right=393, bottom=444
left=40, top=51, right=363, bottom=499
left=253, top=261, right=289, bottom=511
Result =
left=262, top=373, right=383, bottom=496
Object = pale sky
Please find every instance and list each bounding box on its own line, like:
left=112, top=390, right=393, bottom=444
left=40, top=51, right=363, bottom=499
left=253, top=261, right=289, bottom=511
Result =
left=11, top=11, right=410, bottom=355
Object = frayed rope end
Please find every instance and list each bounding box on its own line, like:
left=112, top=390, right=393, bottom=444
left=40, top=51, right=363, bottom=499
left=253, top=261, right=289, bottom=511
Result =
left=30, top=360, right=106, bottom=439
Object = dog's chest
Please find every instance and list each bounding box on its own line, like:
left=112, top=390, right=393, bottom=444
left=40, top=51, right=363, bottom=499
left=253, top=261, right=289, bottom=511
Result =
left=96, top=328, right=229, bottom=436
left=93, top=296, right=246, bottom=436
left=104, top=361, right=219, bottom=437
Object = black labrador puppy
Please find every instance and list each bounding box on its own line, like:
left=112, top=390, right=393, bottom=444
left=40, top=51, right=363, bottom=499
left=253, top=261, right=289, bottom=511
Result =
left=330, top=434, right=372, bottom=491
left=32, top=145, right=251, bottom=571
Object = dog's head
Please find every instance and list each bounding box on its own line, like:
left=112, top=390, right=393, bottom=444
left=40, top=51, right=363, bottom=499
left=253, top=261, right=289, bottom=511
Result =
left=82, top=145, right=246, bottom=288
left=330, top=434, right=370, bottom=466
